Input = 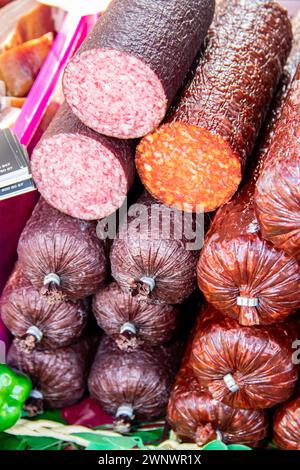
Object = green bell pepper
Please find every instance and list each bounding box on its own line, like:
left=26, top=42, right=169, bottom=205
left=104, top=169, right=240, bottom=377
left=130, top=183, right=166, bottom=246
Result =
left=0, top=364, right=32, bottom=431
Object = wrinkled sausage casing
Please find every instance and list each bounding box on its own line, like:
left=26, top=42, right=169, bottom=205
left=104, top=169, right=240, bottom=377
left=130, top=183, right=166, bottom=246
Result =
left=255, top=65, right=300, bottom=261
left=30, top=103, right=135, bottom=221
left=17, top=199, right=107, bottom=301
left=93, top=282, right=179, bottom=350
left=7, top=336, right=97, bottom=409
left=136, top=0, right=292, bottom=213
left=63, top=0, right=215, bottom=139
left=167, top=372, right=268, bottom=447
left=0, top=265, right=88, bottom=351
left=197, top=12, right=300, bottom=326
left=110, top=192, right=202, bottom=305
left=88, top=336, right=180, bottom=432
left=189, top=306, right=299, bottom=409
left=273, top=397, right=300, bottom=450
left=197, top=182, right=300, bottom=326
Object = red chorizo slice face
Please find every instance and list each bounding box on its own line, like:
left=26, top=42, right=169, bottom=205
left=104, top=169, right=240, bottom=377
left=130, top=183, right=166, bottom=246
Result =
left=136, top=123, right=241, bottom=212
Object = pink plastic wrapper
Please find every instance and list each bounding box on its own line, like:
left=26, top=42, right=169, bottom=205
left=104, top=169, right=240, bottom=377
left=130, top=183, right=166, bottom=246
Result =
left=0, top=11, right=97, bottom=350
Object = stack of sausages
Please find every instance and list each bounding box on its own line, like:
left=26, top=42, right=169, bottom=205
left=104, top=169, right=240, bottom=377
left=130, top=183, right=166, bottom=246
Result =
left=0, top=0, right=299, bottom=448
left=167, top=1, right=300, bottom=451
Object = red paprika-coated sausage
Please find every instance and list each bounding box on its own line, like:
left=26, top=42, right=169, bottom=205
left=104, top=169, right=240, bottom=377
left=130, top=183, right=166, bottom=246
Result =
left=189, top=306, right=299, bottom=409
left=136, top=0, right=292, bottom=213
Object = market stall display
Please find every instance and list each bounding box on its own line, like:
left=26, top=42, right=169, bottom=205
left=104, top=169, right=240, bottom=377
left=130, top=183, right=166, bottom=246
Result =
left=0, top=0, right=299, bottom=454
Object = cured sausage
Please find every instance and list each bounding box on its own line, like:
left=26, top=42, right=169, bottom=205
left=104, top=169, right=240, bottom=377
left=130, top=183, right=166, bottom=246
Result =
left=63, top=0, right=215, bottom=139
left=7, top=336, right=97, bottom=412
left=88, top=336, right=180, bottom=433
left=17, top=199, right=107, bottom=301
left=92, top=282, right=179, bottom=350
left=110, top=192, right=203, bottom=305
left=197, top=15, right=300, bottom=326
left=273, top=397, right=300, bottom=450
left=136, top=0, right=292, bottom=213
left=167, top=372, right=268, bottom=447
left=0, top=33, right=53, bottom=96
left=197, top=182, right=300, bottom=326
left=30, top=103, right=135, bottom=220
left=0, top=265, right=88, bottom=351
left=255, top=65, right=300, bottom=261
left=189, top=306, right=299, bottom=409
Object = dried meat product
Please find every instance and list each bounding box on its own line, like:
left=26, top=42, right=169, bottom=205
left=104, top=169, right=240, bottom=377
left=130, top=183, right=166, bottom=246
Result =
left=167, top=372, right=268, bottom=447
left=110, top=192, right=202, bottom=305
left=88, top=336, right=180, bottom=433
left=17, top=199, right=107, bottom=301
left=197, top=182, right=300, bottom=326
left=30, top=103, right=135, bottom=220
left=189, top=306, right=299, bottom=409
left=197, top=14, right=300, bottom=326
left=0, top=33, right=53, bottom=96
left=63, top=0, right=215, bottom=139
left=273, top=397, right=300, bottom=450
left=0, top=265, right=88, bottom=351
left=7, top=336, right=97, bottom=412
left=4, top=4, right=55, bottom=50
left=136, top=0, right=292, bottom=213
left=255, top=65, right=300, bottom=261
left=93, top=281, right=179, bottom=350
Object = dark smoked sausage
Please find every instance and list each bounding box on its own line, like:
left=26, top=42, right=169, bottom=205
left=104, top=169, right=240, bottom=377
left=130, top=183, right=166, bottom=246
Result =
left=17, top=199, right=107, bottom=301
left=0, top=265, right=88, bottom=351
left=63, top=0, right=215, bottom=139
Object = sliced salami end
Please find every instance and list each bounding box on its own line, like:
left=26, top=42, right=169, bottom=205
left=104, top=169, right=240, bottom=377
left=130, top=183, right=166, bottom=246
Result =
left=31, top=103, right=134, bottom=221
left=63, top=49, right=168, bottom=139
left=136, top=122, right=241, bottom=212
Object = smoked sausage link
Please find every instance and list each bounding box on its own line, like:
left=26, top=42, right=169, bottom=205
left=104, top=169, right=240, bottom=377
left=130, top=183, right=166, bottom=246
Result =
left=17, top=199, right=107, bottom=301
left=1, top=265, right=88, bottom=351
left=63, top=0, right=215, bottom=139
left=167, top=372, right=268, bottom=447
left=189, top=306, right=299, bottom=409
left=136, top=0, right=292, bottom=213
left=93, top=282, right=179, bottom=350
left=273, top=397, right=300, bottom=450
left=255, top=65, right=300, bottom=261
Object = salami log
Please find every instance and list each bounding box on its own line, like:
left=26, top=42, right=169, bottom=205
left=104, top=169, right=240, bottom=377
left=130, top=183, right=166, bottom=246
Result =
left=110, top=192, right=203, bottom=305
left=17, top=199, right=107, bottom=301
left=255, top=65, right=300, bottom=261
left=136, top=0, right=292, bottom=213
left=273, top=397, right=300, bottom=450
left=92, top=282, right=179, bottom=350
left=0, top=265, right=88, bottom=351
left=63, top=0, right=215, bottom=139
left=30, top=103, right=135, bottom=220
left=197, top=15, right=300, bottom=326
left=189, top=306, right=299, bottom=409
left=167, top=372, right=268, bottom=447
left=7, top=336, right=97, bottom=412
left=88, top=336, right=180, bottom=433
